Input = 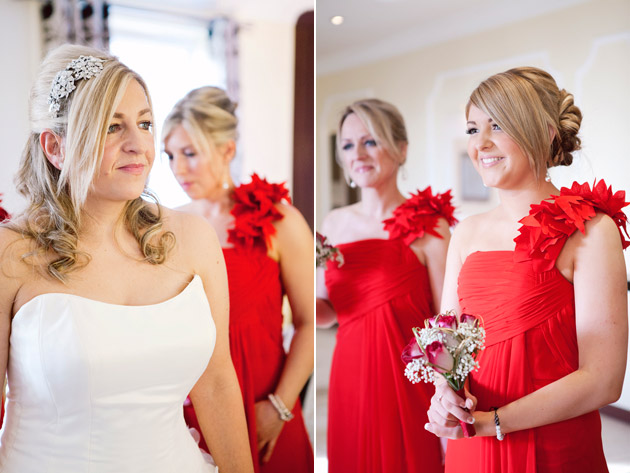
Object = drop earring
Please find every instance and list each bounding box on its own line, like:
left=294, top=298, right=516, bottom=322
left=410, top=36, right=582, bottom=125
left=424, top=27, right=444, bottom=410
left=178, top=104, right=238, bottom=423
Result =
left=222, top=179, right=230, bottom=190
left=349, top=179, right=357, bottom=189
left=545, top=170, right=551, bottom=182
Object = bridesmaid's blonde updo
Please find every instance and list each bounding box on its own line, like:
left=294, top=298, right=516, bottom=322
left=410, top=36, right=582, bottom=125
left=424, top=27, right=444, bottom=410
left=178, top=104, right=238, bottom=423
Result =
left=162, top=86, right=238, bottom=159
left=336, top=98, right=408, bottom=173
left=467, top=67, right=582, bottom=179
left=8, top=44, right=174, bottom=282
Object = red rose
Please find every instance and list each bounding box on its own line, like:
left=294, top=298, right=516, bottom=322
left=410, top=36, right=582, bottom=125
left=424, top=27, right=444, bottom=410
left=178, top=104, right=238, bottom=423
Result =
left=460, top=313, right=479, bottom=327
left=401, top=337, right=425, bottom=364
left=428, top=314, right=457, bottom=329
left=425, top=340, right=454, bottom=373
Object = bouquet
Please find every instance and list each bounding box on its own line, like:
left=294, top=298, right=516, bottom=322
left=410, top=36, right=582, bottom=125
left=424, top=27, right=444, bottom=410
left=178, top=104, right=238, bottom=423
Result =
left=316, top=232, right=344, bottom=268
left=402, top=310, right=485, bottom=437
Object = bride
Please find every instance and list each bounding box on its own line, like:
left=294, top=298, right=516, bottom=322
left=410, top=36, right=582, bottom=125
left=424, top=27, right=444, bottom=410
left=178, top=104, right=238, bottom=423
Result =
left=0, top=44, right=254, bottom=472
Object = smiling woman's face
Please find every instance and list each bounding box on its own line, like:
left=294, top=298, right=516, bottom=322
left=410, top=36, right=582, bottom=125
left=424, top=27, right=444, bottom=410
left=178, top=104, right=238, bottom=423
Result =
left=466, top=104, right=535, bottom=190
left=339, top=112, right=400, bottom=189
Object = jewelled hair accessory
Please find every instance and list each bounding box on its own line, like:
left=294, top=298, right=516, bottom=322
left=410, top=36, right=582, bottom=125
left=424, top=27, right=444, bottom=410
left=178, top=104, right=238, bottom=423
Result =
left=47, top=55, right=105, bottom=117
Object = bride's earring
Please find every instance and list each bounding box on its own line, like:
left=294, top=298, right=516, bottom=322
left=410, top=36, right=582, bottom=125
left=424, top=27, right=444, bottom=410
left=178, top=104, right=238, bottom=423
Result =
left=545, top=170, right=551, bottom=182
left=349, top=178, right=357, bottom=189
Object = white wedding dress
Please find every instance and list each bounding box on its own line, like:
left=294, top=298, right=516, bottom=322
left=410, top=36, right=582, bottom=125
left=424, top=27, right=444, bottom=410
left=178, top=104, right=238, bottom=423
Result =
left=0, top=275, right=218, bottom=473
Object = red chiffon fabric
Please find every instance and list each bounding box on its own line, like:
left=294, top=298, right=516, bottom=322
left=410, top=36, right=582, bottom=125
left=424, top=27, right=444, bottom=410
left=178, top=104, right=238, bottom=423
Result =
left=325, top=240, right=443, bottom=473
left=324, top=188, right=455, bottom=473
left=0, top=197, right=8, bottom=428
left=183, top=175, right=313, bottom=473
left=446, top=181, right=629, bottom=473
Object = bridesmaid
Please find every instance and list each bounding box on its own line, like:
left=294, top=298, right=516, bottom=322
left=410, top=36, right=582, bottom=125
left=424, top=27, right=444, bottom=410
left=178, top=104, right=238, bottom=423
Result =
left=425, top=67, right=628, bottom=472
left=162, top=87, right=314, bottom=473
left=317, top=98, right=454, bottom=473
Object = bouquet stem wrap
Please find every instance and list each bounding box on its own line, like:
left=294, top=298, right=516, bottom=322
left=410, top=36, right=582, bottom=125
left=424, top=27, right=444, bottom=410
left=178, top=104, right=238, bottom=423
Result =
left=455, top=387, right=476, bottom=438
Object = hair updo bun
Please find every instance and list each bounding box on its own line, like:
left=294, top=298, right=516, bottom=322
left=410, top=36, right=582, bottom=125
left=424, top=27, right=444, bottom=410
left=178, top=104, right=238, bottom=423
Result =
left=162, top=86, right=239, bottom=158
left=187, top=86, right=238, bottom=117
left=550, top=90, right=582, bottom=167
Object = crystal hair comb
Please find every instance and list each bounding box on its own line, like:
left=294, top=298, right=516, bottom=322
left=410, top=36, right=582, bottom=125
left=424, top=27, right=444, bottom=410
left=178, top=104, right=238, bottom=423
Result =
left=47, top=55, right=105, bottom=118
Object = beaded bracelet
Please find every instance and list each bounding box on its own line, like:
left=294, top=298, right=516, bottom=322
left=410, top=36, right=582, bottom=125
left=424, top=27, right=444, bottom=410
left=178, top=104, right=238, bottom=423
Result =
left=490, top=407, right=505, bottom=441
left=268, top=393, right=294, bottom=422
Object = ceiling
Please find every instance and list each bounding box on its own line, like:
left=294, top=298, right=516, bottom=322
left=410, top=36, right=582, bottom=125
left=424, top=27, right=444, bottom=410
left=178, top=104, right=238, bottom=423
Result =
left=110, top=0, right=313, bottom=23
left=317, top=0, right=590, bottom=75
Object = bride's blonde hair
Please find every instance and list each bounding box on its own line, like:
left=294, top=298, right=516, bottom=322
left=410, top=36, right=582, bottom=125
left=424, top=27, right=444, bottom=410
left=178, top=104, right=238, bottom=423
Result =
left=7, top=44, right=174, bottom=282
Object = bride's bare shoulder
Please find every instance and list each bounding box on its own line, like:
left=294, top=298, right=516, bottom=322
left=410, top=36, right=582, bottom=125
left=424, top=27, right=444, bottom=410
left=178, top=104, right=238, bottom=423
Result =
left=0, top=225, right=35, bottom=308
left=160, top=206, right=220, bottom=262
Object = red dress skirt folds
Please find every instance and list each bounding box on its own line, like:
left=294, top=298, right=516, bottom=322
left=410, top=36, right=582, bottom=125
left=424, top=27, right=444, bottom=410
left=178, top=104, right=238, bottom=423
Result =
left=445, top=180, right=630, bottom=473
left=324, top=188, right=457, bottom=473
left=183, top=175, right=314, bottom=473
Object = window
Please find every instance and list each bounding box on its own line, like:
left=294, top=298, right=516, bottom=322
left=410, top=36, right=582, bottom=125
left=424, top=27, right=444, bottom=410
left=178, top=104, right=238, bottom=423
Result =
left=109, top=6, right=227, bottom=207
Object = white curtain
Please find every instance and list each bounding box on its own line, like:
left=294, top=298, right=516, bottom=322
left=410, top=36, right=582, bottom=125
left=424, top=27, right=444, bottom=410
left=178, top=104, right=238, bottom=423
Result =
left=208, top=16, right=241, bottom=180
left=208, top=16, right=239, bottom=103
left=41, top=0, right=110, bottom=54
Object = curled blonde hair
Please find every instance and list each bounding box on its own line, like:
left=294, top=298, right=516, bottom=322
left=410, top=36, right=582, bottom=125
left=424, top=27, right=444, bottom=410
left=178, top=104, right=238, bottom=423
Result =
left=7, top=44, right=174, bottom=282
left=467, top=67, right=582, bottom=179
left=162, top=86, right=238, bottom=160
left=336, top=99, right=408, bottom=183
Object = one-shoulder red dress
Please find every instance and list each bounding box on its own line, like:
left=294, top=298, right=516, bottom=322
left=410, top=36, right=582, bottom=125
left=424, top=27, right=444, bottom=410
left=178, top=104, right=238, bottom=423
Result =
left=446, top=180, right=629, bottom=473
left=325, top=188, right=457, bottom=473
left=184, top=174, right=314, bottom=473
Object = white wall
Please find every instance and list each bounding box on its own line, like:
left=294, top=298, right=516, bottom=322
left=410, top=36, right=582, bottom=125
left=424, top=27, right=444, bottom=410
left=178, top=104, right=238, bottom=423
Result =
left=0, top=0, right=42, bottom=214
left=238, top=17, right=296, bottom=189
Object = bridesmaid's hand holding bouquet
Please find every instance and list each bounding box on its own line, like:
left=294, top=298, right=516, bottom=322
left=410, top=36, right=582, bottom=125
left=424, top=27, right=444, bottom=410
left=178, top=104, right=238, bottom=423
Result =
left=402, top=310, right=485, bottom=437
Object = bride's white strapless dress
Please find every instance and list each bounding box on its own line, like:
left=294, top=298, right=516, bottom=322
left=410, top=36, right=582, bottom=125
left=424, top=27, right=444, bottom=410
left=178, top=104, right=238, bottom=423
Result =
left=0, top=274, right=218, bottom=472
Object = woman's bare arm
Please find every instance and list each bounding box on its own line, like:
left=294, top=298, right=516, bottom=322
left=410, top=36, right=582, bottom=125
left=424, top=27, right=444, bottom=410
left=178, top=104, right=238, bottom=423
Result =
left=185, top=216, right=254, bottom=472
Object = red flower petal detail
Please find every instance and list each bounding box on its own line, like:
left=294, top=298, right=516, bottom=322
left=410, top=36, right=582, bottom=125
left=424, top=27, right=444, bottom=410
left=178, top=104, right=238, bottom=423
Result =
left=514, top=179, right=629, bottom=272
left=0, top=194, right=10, bottom=222
left=227, top=173, right=291, bottom=251
left=382, top=187, right=458, bottom=245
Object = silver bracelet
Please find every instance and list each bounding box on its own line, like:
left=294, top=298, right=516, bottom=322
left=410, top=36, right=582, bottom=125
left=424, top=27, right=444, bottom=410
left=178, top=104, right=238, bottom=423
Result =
left=491, top=407, right=505, bottom=441
left=268, top=393, right=294, bottom=422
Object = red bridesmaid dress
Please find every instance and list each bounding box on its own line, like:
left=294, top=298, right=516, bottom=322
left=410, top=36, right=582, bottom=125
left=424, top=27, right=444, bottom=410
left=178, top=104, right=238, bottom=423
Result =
left=184, top=174, right=314, bottom=473
left=446, top=180, right=629, bottom=473
left=325, top=187, right=457, bottom=473
left=0, top=199, right=9, bottom=429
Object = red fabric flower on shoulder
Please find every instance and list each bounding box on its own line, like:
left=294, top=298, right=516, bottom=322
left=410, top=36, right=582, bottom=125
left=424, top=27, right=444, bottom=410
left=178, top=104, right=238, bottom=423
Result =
left=0, top=194, right=10, bottom=222
left=227, top=173, right=291, bottom=251
left=383, top=187, right=458, bottom=245
left=514, top=179, right=629, bottom=272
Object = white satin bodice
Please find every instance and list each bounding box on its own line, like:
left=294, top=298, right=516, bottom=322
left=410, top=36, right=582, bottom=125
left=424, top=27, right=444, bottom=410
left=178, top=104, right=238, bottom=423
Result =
left=0, top=275, right=217, bottom=473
